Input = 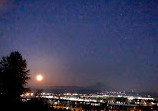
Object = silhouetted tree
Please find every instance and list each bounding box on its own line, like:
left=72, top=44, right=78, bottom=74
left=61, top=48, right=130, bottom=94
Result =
left=0, top=51, right=30, bottom=101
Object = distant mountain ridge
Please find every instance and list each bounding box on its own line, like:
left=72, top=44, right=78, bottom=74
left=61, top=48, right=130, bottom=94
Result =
left=33, top=82, right=114, bottom=93
left=87, top=82, right=113, bottom=90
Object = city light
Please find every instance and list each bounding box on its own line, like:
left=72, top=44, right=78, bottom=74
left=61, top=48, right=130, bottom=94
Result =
left=25, top=92, right=30, bottom=96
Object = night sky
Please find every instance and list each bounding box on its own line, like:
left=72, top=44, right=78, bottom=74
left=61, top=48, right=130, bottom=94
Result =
left=0, top=0, right=158, bottom=92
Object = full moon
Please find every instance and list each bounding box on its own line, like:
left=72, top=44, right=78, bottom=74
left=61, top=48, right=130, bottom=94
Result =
left=36, top=75, right=43, bottom=81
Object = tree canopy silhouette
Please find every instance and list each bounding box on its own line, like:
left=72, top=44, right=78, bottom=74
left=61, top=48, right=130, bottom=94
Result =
left=0, top=51, right=30, bottom=101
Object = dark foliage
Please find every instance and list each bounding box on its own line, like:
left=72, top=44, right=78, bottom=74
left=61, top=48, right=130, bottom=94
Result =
left=0, top=51, right=30, bottom=101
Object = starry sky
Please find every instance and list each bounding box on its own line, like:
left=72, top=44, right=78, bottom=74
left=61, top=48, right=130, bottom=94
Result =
left=0, top=0, right=158, bottom=92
